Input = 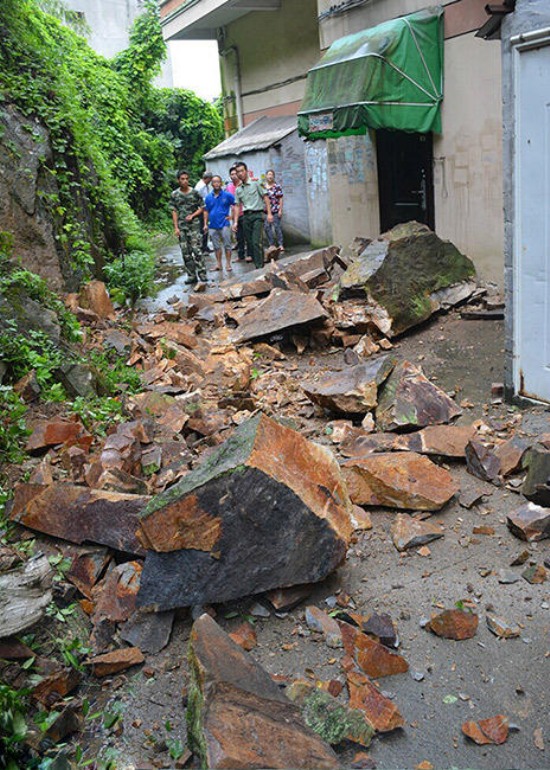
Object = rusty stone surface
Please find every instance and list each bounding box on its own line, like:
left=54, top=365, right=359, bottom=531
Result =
left=507, top=502, right=550, bottom=541
left=92, top=561, right=142, bottom=625
left=64, top=545, right=111, bottom=600
left=305, top=606, right=343, bottom=649
left=187, top=614, right=339, bottom=769
left=231, top=289, right=329, bottom=344
left=353, top=635, right=408, bottom=678
left=25, top=418, right=90, bottom=452
left=78, top=280, right=114, bottom=319
left=376, top=361, right=462, bottom=432
left=13, top=370, right=41, bottom=402
left=10, top=483, right=148, bottom=555
left=341, top=433, right=398, bottom=458
left=390, top=514, right=444, bottom=551
left=351, top=505, right=373, bottom=532
left=347, top=669, right=405, bottom=733
left=427, top=609, right=478, bottom=640
left=494, top=436, right=529, bottom=477
left=343, top=452, right=458, bottom=511
left=228, top=622, right=257, bottom=651
left=396, top=424, right=477, bottom=458
left=89, top=646, right=144, bottom=677
left=265, top=584, right=313, bottom=612
left=486, top=614, right=520, bottom=639
left=462, top=715, right=509, bottom=745
left=137, top=414, right=352, bottom=610
left=465, top=439, right=501, bottom=482
left=32, top=667, right=81, bottom=707
left=137, top=320, right=198, bottom=349
left=302, top=356, right=395, bottom=414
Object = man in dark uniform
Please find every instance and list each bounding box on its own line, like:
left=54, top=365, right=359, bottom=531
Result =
left=170, top=169, right=207, bottom=289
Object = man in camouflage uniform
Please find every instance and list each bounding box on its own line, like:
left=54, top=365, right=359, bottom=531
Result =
left=170, top=170, right=207, bottom=287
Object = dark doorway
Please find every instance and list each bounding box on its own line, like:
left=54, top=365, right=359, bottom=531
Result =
left=376, top=130, right=434, bottom=232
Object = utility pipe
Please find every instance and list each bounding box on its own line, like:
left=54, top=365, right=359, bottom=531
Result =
left=219, top=42, right=243, bottom=131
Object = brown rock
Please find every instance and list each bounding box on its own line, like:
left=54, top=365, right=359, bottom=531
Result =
left=494, top=436, right=529, bottom=477
left=465, top=439, right=501, bottom=482
left=89, top=647, right=144, bottom=677
left=462, top=715, right=509, bottom=745
left=427, top=609, right=478, bottom=640
left=376, top=361, right=462, bottom=432
left=522, top=444, right=550, bottom=506
left=0, top=637, right=35, bottom=660
left=229, top=622, right=257, bottom=651
left=10, top=483, right=148, bottom=555
left=25, top=418, right=90, bottom=452
left=13, top=370, right=40, bottom=402
left=302, top=356, right=395, bottom=414
left=231, top=289, right=329, bottom=344
left=347, top=669, right=405, bottom=732
left=137, top=414, right=353, bottom=610
left=390, top=514, right=444, bottom=551
left=353, top=636, right=408, bottom=678
left=40, top=700, right=83, bottom=742
left=341, top=433, right=398, bottom=457
left=187, top=614, right=339, bottom=768
left=120, top=609, right=174, bottom=655
left=265, top=584, right=313, bottom=612
left=92, top=561, right=142, bottom=624
left=507, top=502, right=550, bottom=541
left=522, top=564, right=547, bottom=584
left=351, top=505, right=373, bottom=531
left=396, top=424, right=477, bottom=458
left=64, top=545, right=111, bottom=599
left=305, top=606, right=343, bottom=648
left=486, top=614, right=520, bottom=639
left=32, top=667, right=81, bottom=707
left=78, top=280, right=114, bottom=319
left=343, top=453, right=458, bottom=511
left=136, top=320, right=198, bottom=349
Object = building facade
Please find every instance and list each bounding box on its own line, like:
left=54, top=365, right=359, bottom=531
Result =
left=159, top=0, right=504, bottom=284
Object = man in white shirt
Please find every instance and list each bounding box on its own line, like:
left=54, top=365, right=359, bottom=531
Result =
left=194, top=171, right=213, bottom=254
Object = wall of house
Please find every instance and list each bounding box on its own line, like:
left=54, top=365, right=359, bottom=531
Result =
left=221, top=0, right=320, bottom=128
left=501, top=0, right=550, bottom=396
left=316, top=0, right=504, bottom=285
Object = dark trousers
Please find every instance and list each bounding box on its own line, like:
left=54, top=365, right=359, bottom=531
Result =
left=242, top=211, right=263, bottom=269
left=236, top=217, right=246, bottom=260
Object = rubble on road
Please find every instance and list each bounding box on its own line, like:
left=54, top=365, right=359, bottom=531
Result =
left=390, top=514, right=444, bottom=551
left=187, top=614, right=340, bottom=769
left=136, top=414, right=353, bottom=610
left=462, top=715, right=509, bottom=745
left=303, top=356, right=395, bottom=414
left=338, top=222, right=476, bottom=336
left=427, top=609, right=478, bottom=640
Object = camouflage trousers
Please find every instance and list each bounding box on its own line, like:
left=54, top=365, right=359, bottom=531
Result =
left=179, top=228, right=207, bottom=282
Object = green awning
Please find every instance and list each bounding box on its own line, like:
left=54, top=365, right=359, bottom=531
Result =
left=298, top=6, right=444, bottom=140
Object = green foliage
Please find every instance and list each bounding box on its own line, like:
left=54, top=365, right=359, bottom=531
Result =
left=0, top=684, right=29, bottom=769
left=0, top=324, right=65, bottom=387
left=0, top=387, right=29, bottom=463
left=69, top=395, right=123, bottom=435
left=103, top=250, right=156, bottom=304
left=90, top=348, right=142, bottom=396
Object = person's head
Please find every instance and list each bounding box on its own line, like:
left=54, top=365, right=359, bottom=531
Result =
left=266, top=169, right=276, bottom=184
left=177, top=170, right=190, bottom=188
left=229, top=166, right=239, bottom=185
left=235, top=161, right=248, bottom=183
left=202, top=171, right=213, bottom=183
left=211, top=175, right=223, bottom=192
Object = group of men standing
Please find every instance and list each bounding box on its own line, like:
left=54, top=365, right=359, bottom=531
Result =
left=170, top=163, right=284, bottom=289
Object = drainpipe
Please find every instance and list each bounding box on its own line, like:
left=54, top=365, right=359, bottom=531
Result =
left=219, top=36, right=243, bottom=131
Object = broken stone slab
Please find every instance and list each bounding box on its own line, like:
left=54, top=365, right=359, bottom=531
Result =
left=10, top=483, right=148, bottom=555
left=339, top=221, right=476, bottom=336
left=390, top=514, right=444, bottom=551
left=287, top=680, right=374, bottom=748
left=341, top=624, right=408, bottom=678
left=0, top=553, right=53, bottom=638
left=265, top=584, right=313, bottom=612
left=78, top=280, right=115, bottom=319
left=522, top=564, right=547, bottom=584
left=120, top=609, right=174, bottom=655
left=486, top=614, right=520, bottom=639
left=427, top=609, right=478, bottom=640
left=395, top=424, right=477, bottom=458
left=137, top=414, right=352, bottom=610
left=340, top=432, right=398, bottom=458
left=89, top=647, right=145, bottom=677
left=63, top=545, right=111, bottom=600
left=231, top=289, right=329, bottom=344
left=32, top=666, right=81, bottom=708
left=462, top=715, right=509, bottom=745
left=102, top=329, right=133, bottom=356
left=376, top=361, right=462, bottom=432
left=92, top=561, right=142, bottom=624
left=494, top=436, right=529, bottom=477
left=25, top=418, right=91, bottom=453
left=57, top=363, right=97, bottom=399
left=305, top=606, right=343, bottom=648
left=187, top=614, right=339, bottom=769
left=465, top=439, right=502, bottom=482
left=507, top=502, right=550, bottom=541
left=136, top=320, right=199, bottom=350
left=13, top=370, right=41, bottom=402
left=522, top=444, right=550, bottom=506
left=302, top=356, right=395, bottom=414
left=346, top=669, right=405, bottom=733
left=343, top=452, right=458, bottom=511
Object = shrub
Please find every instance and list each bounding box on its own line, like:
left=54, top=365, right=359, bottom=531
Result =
left=103, top=250, right=155, bottom=305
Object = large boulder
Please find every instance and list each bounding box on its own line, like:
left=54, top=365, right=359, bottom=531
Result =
left=231, top=289, right=328, bottom=344
left=187, top=614, right=339, bottom=768
left=137, top=414, right=353, bottom=610
left=339, top=222, right=476, bottom=336
left=302, top=356, right=395, bottom=414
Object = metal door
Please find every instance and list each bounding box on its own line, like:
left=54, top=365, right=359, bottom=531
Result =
left=376, top=130, right=434, bottom=232
left=515, top=39, right=550, bottom=402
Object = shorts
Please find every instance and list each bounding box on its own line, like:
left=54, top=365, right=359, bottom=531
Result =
left=209, top=226, right=232, bottom=251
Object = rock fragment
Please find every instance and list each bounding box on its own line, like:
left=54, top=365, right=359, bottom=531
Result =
left=187, top=614, right=339, bottom=769
left=231, top=289, right=328, bottom=344
left=522, top=444, right=550, bottom=506
left=390, top=514, right=444, bottom=551
left=302, top=356, right=394, bottom=414
left=89, top=647, right=144, bottom=677
left=462, top=715, right=509, bottom=745
left=137, top=414, right=352, bottom=610
left=427, top=609, right=478, bottom=640
left=346, top=669, right=405, bottom=732
left=343, top=452, right=458, bottom=511
left=376, top=361, right=461, bottom=432
left=228, top=622, right=257, bottom=651
left=25, top=418, right=90, bottom=452
left=507, top=502, right=550, bottom=541
left=305, top=606, right=343, bottom=648
left=486, top=614, right=520, bottom=639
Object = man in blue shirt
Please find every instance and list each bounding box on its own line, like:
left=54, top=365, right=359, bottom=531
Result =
left=203, top=175, right=236, bottom=274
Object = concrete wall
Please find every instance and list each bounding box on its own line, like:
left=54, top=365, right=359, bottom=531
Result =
left=304, top=140, right=331, bottom=245
left=500, top=0, right=550, bottom=395
left=66, top=0, right=173, bottom=86
left=221, top=0, right=320, bottom=127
